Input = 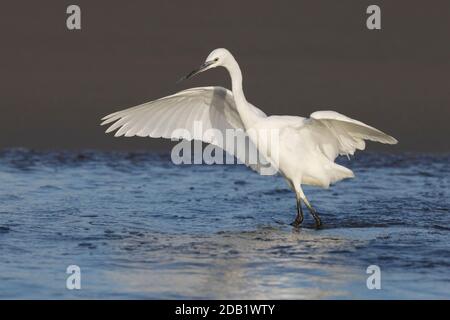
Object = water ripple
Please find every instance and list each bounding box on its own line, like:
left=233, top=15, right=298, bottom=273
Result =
left=0, top=148, right=449, bottom=299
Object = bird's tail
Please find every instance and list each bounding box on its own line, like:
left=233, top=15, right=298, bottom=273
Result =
left=327, top=163, right=355, bottom=186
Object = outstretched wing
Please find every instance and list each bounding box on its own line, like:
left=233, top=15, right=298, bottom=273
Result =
left=307, top=110, right=398, bottom=160
left=101, top=86, right=270, bottom=174
left=101, top=86, right=243, bottom=139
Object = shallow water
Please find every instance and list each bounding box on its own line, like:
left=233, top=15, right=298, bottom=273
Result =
left=0, top=148, right=449, bottom=299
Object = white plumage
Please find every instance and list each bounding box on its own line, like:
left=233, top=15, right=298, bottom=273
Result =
left=101, top=48, right=397, bottom=227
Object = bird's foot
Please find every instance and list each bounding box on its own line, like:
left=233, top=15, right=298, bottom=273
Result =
left=290, top=221, right=300, bottom=228
left=312, top=213, right=322, bottom=229
left=290, top=216, right=304, bottom=228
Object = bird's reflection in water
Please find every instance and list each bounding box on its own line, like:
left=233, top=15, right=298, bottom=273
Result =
left=102, top=225, right=367, bottom=299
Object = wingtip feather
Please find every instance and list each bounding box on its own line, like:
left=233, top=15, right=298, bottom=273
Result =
left=384, top=135, right=398, bottom=145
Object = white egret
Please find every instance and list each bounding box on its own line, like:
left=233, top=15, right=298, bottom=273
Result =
left=101, top=48, right=397, bottom=228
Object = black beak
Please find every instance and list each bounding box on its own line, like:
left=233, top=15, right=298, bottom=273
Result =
left=177, top=60, right=214, bottom=83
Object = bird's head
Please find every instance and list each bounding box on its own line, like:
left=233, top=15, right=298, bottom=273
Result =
left=178, top=48, right=232, bottom=83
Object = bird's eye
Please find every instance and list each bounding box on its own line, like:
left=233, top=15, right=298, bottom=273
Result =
left=214, top=58, right=219, bottom=62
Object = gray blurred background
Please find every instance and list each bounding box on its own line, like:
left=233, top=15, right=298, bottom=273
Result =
left=1, top=0, right=449, bottom=151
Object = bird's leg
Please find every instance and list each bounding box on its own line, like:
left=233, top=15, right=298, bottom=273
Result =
left=290, top=197, right=304, bottom=227
left=302, top=196, right=322, bottom=228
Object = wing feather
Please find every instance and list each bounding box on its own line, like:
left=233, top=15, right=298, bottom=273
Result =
left=309, top=110, right=397, bottom=160
left=101, top=86, right=270, bottom=174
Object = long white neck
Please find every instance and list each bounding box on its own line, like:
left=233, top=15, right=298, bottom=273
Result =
left=224, top=56, right=262, bottom=128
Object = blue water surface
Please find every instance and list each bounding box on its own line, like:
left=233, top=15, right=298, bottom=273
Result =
left=0, top=148, right=449, bottom=299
